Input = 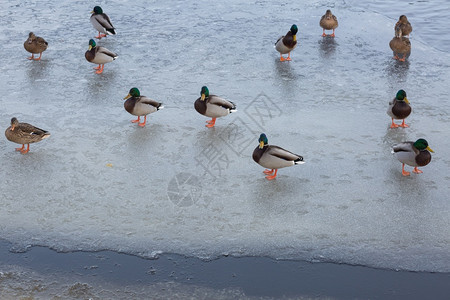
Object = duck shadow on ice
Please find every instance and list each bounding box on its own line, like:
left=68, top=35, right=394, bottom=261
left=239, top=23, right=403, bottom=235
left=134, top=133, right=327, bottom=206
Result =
left=26, top=59, right=49, bottom=82
left=318, top=36, right=337, bottom=58
left=274, top=58, right=299, bottom=81
left=385, top=57, right=410, bottom=83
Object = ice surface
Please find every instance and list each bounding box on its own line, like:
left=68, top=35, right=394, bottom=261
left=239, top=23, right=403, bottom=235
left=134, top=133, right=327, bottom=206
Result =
left=0, top=0, right=449, bottom=272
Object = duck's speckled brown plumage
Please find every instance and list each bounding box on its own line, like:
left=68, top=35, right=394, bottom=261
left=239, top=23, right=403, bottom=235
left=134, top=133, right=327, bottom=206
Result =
left=24, top=32, right=48, bottom=55
left=5, top=117, right=50, bottom=153
left=320, top=10, right=338, bottom=30
left=395, top=15, right=412, bottom=37
left=390, top=27, right=411, bottom=60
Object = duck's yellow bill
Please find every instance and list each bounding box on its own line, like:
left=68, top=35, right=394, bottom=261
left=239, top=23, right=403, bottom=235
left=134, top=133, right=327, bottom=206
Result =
left=426, top=146, right=434, bottom=153
left=293, top=35, right=297, bottom=42
left=201, top=94, right=205, bottom=101
left=123, top=93, right=131, bottom=100
left=259, top=141, right=264, bottom=149
left=88, top=45, right=92, bottom=51
left=404, top=97, right=410, bottom=104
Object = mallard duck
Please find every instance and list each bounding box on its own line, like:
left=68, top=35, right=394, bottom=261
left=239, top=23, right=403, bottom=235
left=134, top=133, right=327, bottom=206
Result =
left=389, top=27, right=411, bottom=62
left=395, top=15, right=412, bottom=37
left=123, top=88, right=164, bottom=127
left=320, top=9, right=338, bottom=37
left=387, top=89, right=411, bottom=128
left=252, top=133, right=304, bottom=180
left=194, top=86, right=236, bottom=128
left=85, top=39, right=117, bottom=74
left=23, top=32, right=48, bottom=61
left=393, top=139, right=434, bottom=176
left=90, top=6, right=116, bottom=39
left=275, top=24, right=298, bottom=61
left=5, top=117, right=50, bottom=154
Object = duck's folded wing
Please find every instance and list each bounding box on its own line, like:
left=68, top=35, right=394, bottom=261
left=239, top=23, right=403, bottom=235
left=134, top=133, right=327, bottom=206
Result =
left=140, top=97, right=162, bottom=108
left=268, top=146, right=302, bottom=161
left=98, top=47, right=117, bottom=58
left=19, top=123, right=48, bottom=135
left=209, top=95, right=235, bottom=110
left=94, top=14, right=114, bottom=30
left=393, top=142, right=413, bottom=153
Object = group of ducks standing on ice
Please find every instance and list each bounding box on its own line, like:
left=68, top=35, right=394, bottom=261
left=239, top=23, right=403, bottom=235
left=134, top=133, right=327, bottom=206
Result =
left=7, top=8, right=433, bottom=180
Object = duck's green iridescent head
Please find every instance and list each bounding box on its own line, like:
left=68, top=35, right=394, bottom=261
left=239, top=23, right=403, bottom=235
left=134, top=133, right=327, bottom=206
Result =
left=258, top=133, right=268, bottom=149
left=92, top=6, right=103, bottom=14
left=88, top=39, right=96, bottom=50
left=414, top=138, right=434, bottom=153
left=124, top=87, right=140, bottom=100
left=396, top=89, right=409, bottom=103
left=290, top=24, right=298, bottom=35
left=200, top=86, right=209, bottom=101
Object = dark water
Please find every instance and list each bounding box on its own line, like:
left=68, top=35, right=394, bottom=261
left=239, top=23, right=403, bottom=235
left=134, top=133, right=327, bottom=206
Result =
left=0, top=0, right=449, bottom=298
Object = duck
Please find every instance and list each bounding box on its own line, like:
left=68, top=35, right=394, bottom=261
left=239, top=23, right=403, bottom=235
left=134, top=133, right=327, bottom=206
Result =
left=320, top=9, right=338, bottom=37
left=392, top=139, right=434, bottom=176
left=23, top=32, right=48, bottom=61
left=123, top=88, right=164, bottom=127
left=275, top=24, right=298, bottom=61
left=194, top=86, right=236, bottom=128
left=5, top=117, right=50, bottom=154
left=395, top=15, right=412, bottom=37
left=387, top=89, right=411, bottom=128
left=85, top=39, right=118, bottom=74
left=389, top=26, right=411, bottom=61
left=90, top=6, right=116, bottom=39
left=252, top=133, right=304, bottom=180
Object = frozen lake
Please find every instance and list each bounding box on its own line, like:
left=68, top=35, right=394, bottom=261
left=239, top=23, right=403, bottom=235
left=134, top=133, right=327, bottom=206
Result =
left=0, top=0, right=449, bottom=275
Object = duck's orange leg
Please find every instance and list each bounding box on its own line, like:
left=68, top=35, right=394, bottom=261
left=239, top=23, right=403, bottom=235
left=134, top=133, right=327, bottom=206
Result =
left=322, top=29, right=326, bottom=37
left=265, top=169, right=278, bottom=180
left=286, top=52, right=292, bottom=61
left=93, top=64, right=101, bottom=70
left=331, top=29, right=335, bottom=37
left=412, top=167, right=423, bottom=174
left=15, top=144, right=25, bottom=152
left=34, top=53, right=43, bottom=61
left=390, top=118, right=399, bottom=128
left=279, top=54, right=286, bottom=61
left=263, top=169, right=274, bottom=175
left=401, top=164, right=410, bottom=176
left=95, top=64, right=104, bottom=74
left=132, top=116, right=140, bottom=123
left=205, top=118, right=216, bottom=128
left=138, top=115, right=147, bottom=127
left=399, top=119, right=409, bottom=128
left=27, top=54, right=34, bottom=60
left=95, top=32, right=107, bottom=39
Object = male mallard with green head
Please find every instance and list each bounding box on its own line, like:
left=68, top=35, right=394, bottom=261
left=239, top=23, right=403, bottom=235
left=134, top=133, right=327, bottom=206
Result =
left=5, top=117, right=50, bottom=154
left=252, top=133, right=304, bottom=180
left=85, top=39, right=118, bottom=74
left=123, top=88, right=164, bottom=127
left=389, top=26, right=411, bottom=62
left=393, top=139, right=434, bottom=176
left=194, top=86, right=236, bottom=128
left=320, top=10, right=338, bottom=37
left=90, top=6, right=116, bottom=39
left=395, top=15, right=412, bottom=37
left=275, top=24, right=298, bottom=61
left=387, top=89, right=411, bottom=128
left=24, top=32, right=48, bottom=61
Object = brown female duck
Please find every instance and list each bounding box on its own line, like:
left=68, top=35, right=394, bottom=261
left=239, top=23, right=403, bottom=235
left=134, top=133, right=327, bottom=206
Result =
left=24, top=32, right=48, bottom=60
left=5, top=117, right=50, bottom=154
